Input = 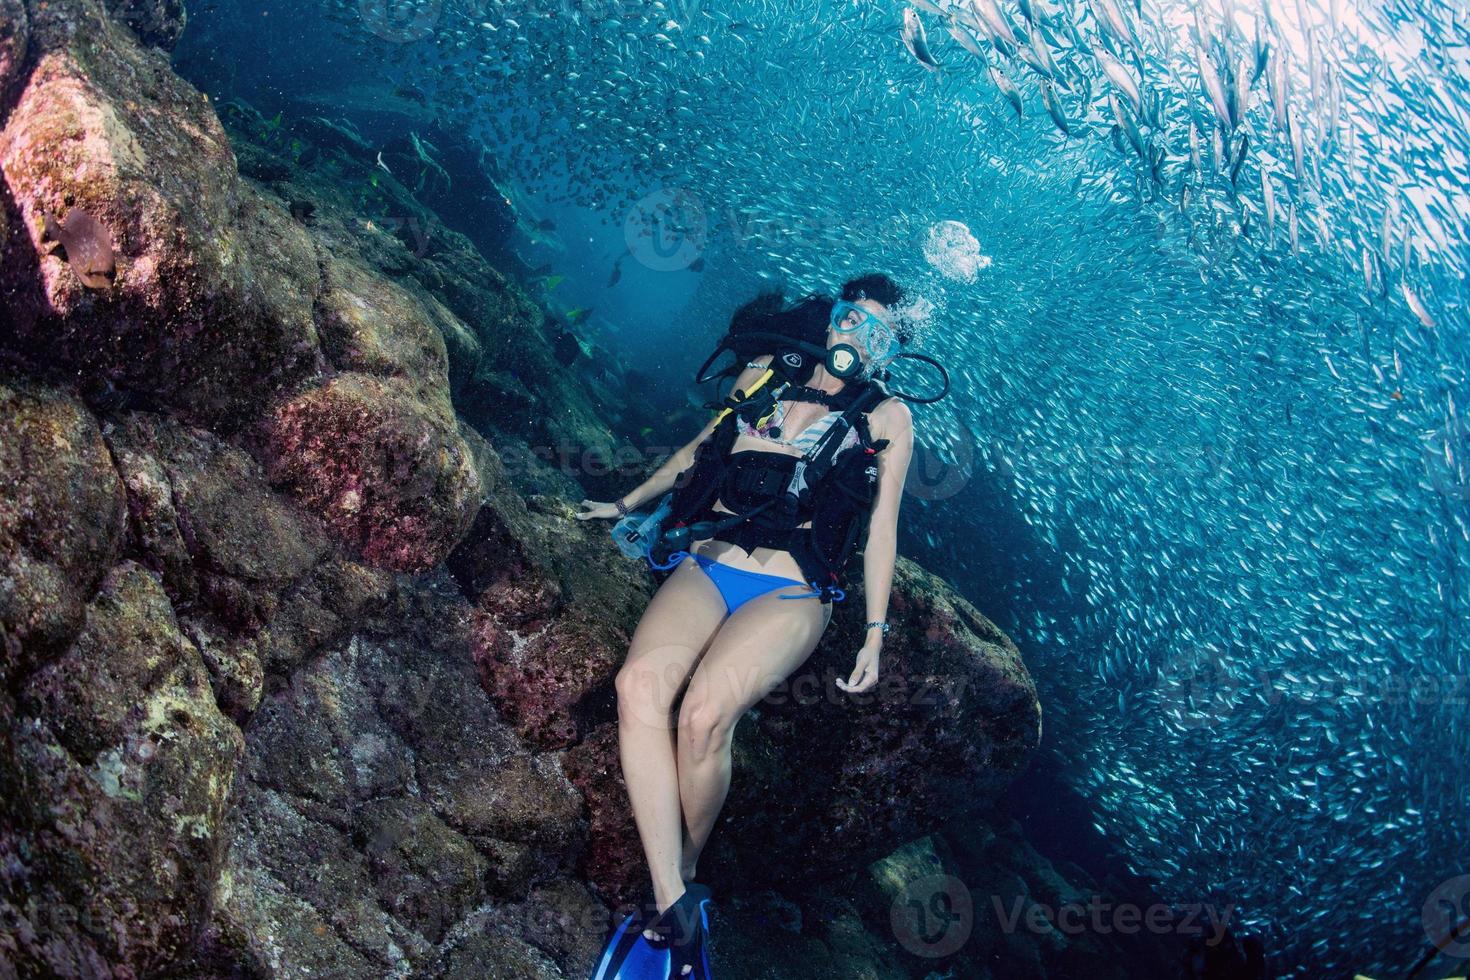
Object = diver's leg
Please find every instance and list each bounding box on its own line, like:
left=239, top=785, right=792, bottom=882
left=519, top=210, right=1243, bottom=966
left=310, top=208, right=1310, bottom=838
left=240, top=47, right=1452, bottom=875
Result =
left=615, top=556, right=728, bottom=926
left=674, top=586, right=832, bottom=880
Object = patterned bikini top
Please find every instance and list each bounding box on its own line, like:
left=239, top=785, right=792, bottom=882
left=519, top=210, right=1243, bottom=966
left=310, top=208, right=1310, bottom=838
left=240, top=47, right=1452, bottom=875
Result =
left=733, top=361, right=861, bottom=455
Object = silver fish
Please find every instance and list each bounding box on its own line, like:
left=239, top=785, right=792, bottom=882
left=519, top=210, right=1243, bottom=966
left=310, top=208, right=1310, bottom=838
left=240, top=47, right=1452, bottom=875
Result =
left=946, top=14, right=987, bottom=57
left=1041, top=79, right=1072, bottom=135
left=1261, top=168, right=1276, bottom=238
left=1092, top=0, right=1134, bottom=47
left=988, top=63, right=1023, bottom=118
left=902, top=8, right=944, bottom=71
left=1288, top=105, right=1305, bottom=181
left=1196, top=42, right=1233, bottom=132
left=969, top=0, right=1019, bottom=47
left=1096, top=47, right=1143, bottom=115
left=1400, top=281, right=1435, bottom=329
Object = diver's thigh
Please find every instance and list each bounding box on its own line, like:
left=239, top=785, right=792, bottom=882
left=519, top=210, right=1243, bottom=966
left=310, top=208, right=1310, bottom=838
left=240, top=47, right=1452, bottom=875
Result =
left=621, top=557, right=729, bottom=707
left=683, top=592, right=830, bottom=720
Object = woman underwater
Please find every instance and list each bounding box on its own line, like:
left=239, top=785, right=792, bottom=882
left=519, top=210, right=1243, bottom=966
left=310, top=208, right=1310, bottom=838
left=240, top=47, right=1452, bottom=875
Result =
left=574, top=274, right=921, bottom=979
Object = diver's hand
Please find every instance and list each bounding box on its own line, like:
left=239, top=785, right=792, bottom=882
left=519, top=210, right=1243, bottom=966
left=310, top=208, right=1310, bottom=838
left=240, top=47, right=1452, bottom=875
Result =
left=837, top=638, right=881, bottom=694
left=575, top=499, right=625, bottom=521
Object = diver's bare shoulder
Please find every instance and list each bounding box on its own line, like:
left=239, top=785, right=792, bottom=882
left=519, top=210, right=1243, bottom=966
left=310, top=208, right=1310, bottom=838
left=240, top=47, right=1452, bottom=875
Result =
left=868, top=395, right=913, bottom=444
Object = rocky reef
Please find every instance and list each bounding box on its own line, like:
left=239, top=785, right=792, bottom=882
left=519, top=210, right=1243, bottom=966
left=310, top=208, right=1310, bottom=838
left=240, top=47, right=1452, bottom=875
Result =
left=0, top=2, right=1185, bottom=977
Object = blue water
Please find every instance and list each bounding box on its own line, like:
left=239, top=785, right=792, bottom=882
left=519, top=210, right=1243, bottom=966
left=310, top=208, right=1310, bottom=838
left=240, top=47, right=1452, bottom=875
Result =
left=177, top=1, right=1470, bottom=975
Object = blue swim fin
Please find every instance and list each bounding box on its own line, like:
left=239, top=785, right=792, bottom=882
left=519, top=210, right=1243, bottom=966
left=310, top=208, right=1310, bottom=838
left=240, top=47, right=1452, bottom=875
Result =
left=593, top=884, right=716, bottom=980
left=682, top=884, right=715, bottom=979
left=590, top=906, right=670, bottom=980
left=654, top=883, right=715, bottom=980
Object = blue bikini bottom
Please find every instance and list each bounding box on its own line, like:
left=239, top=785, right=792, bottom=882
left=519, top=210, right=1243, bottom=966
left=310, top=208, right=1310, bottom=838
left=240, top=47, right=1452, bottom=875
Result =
left=667, top=550, right=822, bottom=615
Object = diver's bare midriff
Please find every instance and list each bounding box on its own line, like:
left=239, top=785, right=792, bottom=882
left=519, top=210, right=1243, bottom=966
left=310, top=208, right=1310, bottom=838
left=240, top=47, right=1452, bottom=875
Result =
left=686, top=431, right=815, bottom=581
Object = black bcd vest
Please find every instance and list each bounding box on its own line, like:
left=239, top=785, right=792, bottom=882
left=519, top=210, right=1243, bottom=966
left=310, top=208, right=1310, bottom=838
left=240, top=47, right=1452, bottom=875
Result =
left=659, top=367, right=892, bottom=603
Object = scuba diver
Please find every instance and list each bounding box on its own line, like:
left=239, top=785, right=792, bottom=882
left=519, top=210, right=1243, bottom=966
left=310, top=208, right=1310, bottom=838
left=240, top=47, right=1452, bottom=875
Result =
left=574, top=273, right=949, bottom=979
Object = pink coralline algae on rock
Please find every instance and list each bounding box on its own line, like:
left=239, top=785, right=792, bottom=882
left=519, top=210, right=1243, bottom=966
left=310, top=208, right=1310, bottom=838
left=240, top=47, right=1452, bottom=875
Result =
left=257, top=373, right=482, bottom=574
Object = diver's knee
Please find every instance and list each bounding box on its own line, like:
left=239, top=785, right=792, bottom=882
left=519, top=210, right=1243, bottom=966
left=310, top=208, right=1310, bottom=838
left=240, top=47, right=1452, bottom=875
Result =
left=615, top=663, right=673, bottom=714
left=676, top=694, right=737, bottom=751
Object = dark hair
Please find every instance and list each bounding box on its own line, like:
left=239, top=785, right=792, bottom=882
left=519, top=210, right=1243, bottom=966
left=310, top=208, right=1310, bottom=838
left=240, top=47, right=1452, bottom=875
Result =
left=841, top=273, right=912, bottom=343
left=726, top=290, right=834, bottom=361
left=841, top=273, right=905, bottom=308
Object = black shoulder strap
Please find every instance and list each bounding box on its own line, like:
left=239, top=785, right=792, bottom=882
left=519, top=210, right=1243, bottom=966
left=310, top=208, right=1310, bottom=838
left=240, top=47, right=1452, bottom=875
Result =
left=802, top=382, right=887, bottom=479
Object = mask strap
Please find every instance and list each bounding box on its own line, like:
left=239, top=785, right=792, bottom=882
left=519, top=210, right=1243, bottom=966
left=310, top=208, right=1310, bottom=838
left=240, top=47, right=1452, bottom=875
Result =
left=879, top=352, right=950, bottom=404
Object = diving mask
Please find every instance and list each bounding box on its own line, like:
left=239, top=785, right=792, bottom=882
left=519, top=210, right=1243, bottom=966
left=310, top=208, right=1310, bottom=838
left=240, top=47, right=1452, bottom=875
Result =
left=830, top=300, right=901, bottom=371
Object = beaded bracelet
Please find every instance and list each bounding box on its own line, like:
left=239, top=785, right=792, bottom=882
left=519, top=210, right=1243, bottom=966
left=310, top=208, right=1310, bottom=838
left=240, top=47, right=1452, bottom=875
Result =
left=614, top=498, right=629, bottom=517
left=865, top=621, right=890, bottom=635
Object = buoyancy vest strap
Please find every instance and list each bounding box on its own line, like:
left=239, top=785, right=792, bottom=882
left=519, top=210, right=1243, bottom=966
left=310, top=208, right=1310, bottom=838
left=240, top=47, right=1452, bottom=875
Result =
left=711, top=367, right=778, bottom=427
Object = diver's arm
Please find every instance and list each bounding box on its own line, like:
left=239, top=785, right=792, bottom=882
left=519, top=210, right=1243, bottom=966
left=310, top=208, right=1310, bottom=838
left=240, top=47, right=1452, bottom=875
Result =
left=611, top=414, right=720, bottom=513
left=840, top=399, right=914, bottom=691
left=862, top=401, right=913, bottom=629
left=593, top=356, right=776, bottom=516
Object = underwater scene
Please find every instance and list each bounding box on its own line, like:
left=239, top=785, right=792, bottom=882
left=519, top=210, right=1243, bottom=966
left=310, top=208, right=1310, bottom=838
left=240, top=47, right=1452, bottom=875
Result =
left=1, top=0, right=1467, bottom=977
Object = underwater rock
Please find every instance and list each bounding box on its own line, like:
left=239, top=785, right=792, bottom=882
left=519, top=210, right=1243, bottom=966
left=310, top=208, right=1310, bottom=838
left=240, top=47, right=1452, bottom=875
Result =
left=354, top=796, right=488, bottom=944
left=216, top=95, right=620, bottom=488
left=449, top=468, right=653, bottom=750
left=256, top=555, right=395, bottom=680
left=561, top=725, right=647, bottom=907
left=432, top=929, right=564, bottom=979
left=416, top=282, right=485, bottom=397
left=2, top=561, right=244, bottom=976
left=103, top=0, right=186, bottom=50
left=208, top=588, right=590, bottom=976
left=315, top=253, right=453, bottom=393
left=665, top=798, right=1181, bottom=977
left=0, top=377, right=127, bottom=681
left=256, top=372, right=482, bottom=573
left=175, top=617, right=264, bottom=725
left=103, top=410, right=348, bottom=720
left=105, top=411, right=333, bottom=632
left=0, top=0, right=26, bottom=113
left=0, top=0, right=323, bottom=429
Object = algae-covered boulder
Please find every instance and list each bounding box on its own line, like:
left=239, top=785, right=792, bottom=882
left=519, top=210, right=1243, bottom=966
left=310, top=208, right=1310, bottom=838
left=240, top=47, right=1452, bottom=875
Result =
left=208, top=585, right=591, bottom=977
left=256, top=372, right=482, bottom=573
left=104, top=0, right=186, bottom=49
left=104, top=410, right=342, bottom=718
left=315, top=254, right=453, bottom=395
left=1, top=561, right=244, bottom=976
left=448, top=482, right=652, bottom=751
left=0, top=0, right=26, bottom=110
left=255, top=555, right=396, bottom=680
left=0, top=0, right=322, bottom=429
left=0, top=377, right=126, bottom=680
left=106, top=411, right=333, bottom=630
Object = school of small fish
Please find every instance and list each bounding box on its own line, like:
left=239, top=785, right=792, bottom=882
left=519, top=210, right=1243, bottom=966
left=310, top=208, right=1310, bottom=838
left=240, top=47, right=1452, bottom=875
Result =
left=320, top=0, right=1469, bottom=975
